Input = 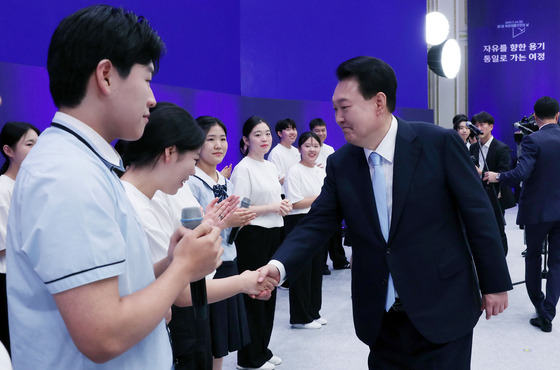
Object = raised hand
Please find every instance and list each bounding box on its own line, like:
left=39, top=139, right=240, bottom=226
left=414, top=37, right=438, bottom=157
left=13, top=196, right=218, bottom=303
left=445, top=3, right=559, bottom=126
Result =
left=220, top=164, right=232, bottom=179
left=204, top=195, right=240, bottom=229
left=222, top=207, right=256, bottom=229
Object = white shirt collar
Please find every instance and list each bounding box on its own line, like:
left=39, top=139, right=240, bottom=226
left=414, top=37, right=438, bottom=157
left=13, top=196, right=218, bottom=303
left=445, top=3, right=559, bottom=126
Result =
left=194, top=166, right=225, bottom=186
left=363, top=115, right=398, bottom=164
left=52, top=112, right=122, bottom=167
left=482, top=136, right=494, bottom=149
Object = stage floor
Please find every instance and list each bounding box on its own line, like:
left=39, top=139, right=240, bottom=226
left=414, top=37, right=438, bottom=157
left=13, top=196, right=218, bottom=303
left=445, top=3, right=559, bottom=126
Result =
left=223, top=206, right=560, bottom=369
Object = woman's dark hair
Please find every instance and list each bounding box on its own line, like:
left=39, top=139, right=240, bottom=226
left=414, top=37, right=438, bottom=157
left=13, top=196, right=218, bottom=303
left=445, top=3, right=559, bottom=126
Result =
left=297, top=131, right=322, bottom=148
left=195, top=116, right=228, bottom=136
left=239, top=116, right=269, bottom=157
left=0, top=121, right=41, bottom=174
left=118, top=102, right=204, bottom=168
left=452, top=114, right=469, bottom=131
left=48, top=5, right=165, bottom=108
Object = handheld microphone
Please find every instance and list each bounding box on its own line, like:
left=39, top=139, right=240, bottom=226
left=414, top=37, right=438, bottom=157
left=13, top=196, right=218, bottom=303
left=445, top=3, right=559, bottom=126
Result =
left=466, top=121, right=483, bottom=136
left=181, top=207, right=208, bottom=320
left=513, top=121, right=534, bottom=134
left=227, top=197, right=251, bottom=244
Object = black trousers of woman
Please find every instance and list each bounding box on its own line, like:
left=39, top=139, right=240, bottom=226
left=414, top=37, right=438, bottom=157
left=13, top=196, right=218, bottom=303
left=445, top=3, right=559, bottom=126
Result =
left=0, top=273, right=9, bottom=354
left=235, top=225, right=282, bottom=368
left=284, top=214, right=327, bottom=324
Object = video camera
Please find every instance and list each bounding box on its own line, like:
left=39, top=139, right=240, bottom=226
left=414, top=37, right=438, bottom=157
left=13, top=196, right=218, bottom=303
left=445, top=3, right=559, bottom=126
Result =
left=513, top=113, right=538, bottom=139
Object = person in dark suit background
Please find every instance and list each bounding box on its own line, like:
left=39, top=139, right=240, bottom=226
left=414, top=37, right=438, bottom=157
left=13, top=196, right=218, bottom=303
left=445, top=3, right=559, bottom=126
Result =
left=469, top=111, right=516, bottom=255
left=255, top=56, right=512, bottom=369
left=485, top=96, right=560, bottom=333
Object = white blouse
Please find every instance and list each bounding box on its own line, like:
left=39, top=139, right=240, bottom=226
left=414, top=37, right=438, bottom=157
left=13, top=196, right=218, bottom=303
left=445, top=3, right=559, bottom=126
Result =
left=231, top=156, right=283, bottom=228
left=0, top=175, right=15, bottom=273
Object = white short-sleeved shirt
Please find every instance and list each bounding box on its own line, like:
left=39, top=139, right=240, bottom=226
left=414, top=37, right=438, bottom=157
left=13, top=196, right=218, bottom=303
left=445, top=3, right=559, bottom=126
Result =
left=315, top=143, right=335, bottom=169
left=0, top=174, right=15, bottom=273
left=121, top=181, right=172, bottom=264
left=188, top=167, right=237, bottom=261
left=284, top=163, right=326, bottom=216
left=230, top=156, right=283, bottom=228
left=125, top=181, right=216, bottom=280
left=6, top=113, right=172, bottom=369
left=267, top=143, right=300, bottom=194
left=0, top=341, right=12, bottom=370
left=151, top=183, right=201, bottom=238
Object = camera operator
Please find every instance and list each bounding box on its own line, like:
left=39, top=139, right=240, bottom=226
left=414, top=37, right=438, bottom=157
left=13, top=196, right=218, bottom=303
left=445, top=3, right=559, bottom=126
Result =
left=470, top=112, right=516, bottom=255
left=485, top=96, right=560, bottom=333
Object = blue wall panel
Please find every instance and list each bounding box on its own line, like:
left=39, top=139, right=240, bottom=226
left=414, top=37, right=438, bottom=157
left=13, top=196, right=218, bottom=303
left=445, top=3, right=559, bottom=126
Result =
left=468, top=0, right=560, bottom=149
left=0, top=0, right=431, bottom=168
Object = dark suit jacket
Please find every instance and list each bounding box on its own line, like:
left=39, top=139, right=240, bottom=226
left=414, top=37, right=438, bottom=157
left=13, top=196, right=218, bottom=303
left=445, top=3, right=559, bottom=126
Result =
left=273, top=118, right=512, bottom=345
left=500, top=123, right=560, bottom=225
left=469, top=138, right=516, bottom=210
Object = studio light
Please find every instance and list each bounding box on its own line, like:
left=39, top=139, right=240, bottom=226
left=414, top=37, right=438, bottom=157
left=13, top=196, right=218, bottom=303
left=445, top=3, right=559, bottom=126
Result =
left=428, top=39, right=461, bottom=79
left=425, top=12, right=449, bottom=46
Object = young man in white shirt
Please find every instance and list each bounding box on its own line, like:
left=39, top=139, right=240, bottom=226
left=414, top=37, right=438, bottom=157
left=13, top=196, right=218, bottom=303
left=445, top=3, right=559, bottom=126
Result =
left=267, top=118, right=300, bottom=195
left=309, top=118, right=335, bottom=169
left=6, top=5, right=223, bottom=369
left=309, top=118, right=350, bottom=273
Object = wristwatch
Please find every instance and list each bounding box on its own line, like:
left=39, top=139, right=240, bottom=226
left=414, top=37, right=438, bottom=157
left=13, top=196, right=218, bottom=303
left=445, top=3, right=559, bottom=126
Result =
left=496, top=173, right=501, bottom=181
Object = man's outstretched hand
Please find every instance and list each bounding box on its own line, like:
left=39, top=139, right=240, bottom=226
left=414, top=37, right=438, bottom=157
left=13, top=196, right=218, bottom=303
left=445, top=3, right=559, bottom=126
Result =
left=250, top=264, right=281, bottom=300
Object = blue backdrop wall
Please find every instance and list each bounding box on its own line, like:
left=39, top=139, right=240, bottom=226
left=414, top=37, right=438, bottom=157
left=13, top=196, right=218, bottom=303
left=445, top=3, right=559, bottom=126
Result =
left=468, top=0, right=559, bottom=151
left=0, top=0, right=430, bottom=167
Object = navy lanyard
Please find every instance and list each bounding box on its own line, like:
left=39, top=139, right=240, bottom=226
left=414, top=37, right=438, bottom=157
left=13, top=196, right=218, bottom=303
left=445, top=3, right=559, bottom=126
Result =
left=51, top=122, right=125, bottom=174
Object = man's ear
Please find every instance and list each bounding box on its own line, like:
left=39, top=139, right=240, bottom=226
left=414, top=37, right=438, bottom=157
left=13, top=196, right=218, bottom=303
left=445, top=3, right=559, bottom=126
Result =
left=374, top=92, right=387, bottom=112
left=95, top=59, right=114, bottom=95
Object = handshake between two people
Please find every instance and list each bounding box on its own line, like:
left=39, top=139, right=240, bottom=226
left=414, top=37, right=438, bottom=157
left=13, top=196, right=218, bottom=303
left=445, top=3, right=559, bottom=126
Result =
left=166, top=194, right=279, bottom=303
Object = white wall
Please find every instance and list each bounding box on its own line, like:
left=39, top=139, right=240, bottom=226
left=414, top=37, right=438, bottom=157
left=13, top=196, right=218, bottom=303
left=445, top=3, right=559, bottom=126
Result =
left=427, top=0, right=468, bottom=128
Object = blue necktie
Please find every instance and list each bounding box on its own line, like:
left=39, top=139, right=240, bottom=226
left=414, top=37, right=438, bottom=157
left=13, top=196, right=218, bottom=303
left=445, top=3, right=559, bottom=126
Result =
left=369, top=152, right=396, bottom=312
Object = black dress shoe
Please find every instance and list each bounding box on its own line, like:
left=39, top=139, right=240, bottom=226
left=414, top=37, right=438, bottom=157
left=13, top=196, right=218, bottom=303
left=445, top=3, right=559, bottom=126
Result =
left=333, top=262, right=351, bottom=270
left=322, top=265, right=331, bottom=275
left=530, top=315, right=552, bottom=332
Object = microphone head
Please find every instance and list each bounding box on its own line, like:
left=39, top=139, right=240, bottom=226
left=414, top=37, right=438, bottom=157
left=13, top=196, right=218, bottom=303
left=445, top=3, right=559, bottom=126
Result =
left=466, top=121, right=482, bottom=135
left=513, top=121, right=534, bottom=133
left=181, top=207, right=203, bottom=229
left=240, top=197, right=251, bottom=208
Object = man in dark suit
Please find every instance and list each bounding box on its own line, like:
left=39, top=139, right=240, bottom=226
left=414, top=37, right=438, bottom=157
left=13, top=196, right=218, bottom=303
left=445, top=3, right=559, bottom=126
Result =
left=256, top=56, right=511, bottom=368
left=469, top=111, right=516, bottom=255
left=485, top=96, right=560, bottom=333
